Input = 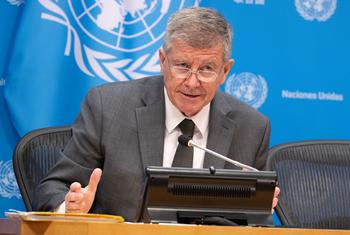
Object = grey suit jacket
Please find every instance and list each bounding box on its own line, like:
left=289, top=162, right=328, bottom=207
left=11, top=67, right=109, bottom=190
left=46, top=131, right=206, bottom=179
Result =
left=33, top=76, right=270, bottom=221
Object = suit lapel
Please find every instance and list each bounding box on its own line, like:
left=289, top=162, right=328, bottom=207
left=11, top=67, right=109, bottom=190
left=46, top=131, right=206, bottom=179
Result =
left=204, top=95, right=237, bottom=169
left=136, top=78, right=165, bottom=169
left=135, top=80, right=237, bottom=170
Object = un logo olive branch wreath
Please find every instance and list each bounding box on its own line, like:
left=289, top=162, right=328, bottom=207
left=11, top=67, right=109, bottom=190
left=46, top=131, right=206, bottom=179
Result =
left=39, top=0, right=168, bottom=82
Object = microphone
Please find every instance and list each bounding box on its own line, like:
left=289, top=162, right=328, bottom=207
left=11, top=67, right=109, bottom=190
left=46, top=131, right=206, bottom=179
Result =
left=178, top=135, right=259, bottom=172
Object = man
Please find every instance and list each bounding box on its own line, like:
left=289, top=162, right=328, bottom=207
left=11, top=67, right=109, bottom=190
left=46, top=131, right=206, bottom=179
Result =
left=33, top=7, right=278, bottom=221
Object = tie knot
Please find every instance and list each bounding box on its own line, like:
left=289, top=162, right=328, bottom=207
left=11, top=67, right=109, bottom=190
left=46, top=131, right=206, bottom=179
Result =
left=178, top=119, right=195, bottom=137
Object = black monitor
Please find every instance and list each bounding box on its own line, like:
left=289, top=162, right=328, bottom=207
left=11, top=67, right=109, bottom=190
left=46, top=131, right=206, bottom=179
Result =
left=137, top=166, right=277, bottom=226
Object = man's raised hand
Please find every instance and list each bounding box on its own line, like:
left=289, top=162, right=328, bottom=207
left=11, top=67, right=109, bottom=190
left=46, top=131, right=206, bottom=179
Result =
left=65, top=168, right=102, bottom=213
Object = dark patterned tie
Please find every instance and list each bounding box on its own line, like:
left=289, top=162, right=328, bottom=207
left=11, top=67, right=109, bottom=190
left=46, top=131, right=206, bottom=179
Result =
left=172, top=119, right=195, bottom=167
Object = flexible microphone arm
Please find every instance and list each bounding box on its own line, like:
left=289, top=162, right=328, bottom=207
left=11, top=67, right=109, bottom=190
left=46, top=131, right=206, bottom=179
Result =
left=178, top=135, right=259, bottom=172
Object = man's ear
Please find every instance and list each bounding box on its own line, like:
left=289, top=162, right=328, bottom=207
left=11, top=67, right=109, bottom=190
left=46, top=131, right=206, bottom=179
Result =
left=221, top=59, right=234, bottom=84
left=159, top=49, right=166, bottom=73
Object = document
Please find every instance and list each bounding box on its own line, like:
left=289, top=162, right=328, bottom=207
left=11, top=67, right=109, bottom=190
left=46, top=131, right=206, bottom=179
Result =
left=6, top=209, right=124, bottom=223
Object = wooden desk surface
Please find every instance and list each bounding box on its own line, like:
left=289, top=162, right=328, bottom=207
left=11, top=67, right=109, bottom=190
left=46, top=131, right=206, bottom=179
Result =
left=0, top=218, right=349, bottom=235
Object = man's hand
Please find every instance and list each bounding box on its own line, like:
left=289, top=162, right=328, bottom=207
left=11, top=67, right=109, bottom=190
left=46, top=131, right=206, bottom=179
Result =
left=272, top=186, right=280, bottom=213
left=65, top=168, right=102, bottom=213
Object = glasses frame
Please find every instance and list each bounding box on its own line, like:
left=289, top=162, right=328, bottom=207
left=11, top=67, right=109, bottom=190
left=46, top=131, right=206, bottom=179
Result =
left=165, top=55, right=223, bottom=83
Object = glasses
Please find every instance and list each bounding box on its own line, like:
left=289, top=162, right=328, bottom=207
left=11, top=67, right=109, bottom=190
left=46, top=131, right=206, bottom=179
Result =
left=168, top=65, right=220, bottom=83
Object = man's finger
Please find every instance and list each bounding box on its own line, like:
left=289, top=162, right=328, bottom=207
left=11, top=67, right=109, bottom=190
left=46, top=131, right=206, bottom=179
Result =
left=65, top=191, right=84, bottom=203
left=271, top=186, right=280, bottom=213
left=69, top=182, right=82, bottom=192
left=272, top=198, right=278, bottom=208
left=86, top=168, right=102, bottom=193
left=274, top=186, right=280, bottom=197
left=66, top=201, right=84, bottom=211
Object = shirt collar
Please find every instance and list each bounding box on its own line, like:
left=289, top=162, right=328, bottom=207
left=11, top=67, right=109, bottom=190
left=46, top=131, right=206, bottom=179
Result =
left=164, top=87, right=210, bottom=136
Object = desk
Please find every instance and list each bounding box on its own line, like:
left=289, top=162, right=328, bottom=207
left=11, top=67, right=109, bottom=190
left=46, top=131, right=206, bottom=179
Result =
left=0, top=219, right=349, bottom=235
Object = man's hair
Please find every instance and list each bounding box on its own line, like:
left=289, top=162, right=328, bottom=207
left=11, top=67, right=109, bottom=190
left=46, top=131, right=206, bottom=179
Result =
left=163, top=7, right=233, bottom=62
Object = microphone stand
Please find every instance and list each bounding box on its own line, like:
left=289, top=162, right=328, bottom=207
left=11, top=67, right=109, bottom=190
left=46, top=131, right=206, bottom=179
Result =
left=187, top=140, right=259, bottom=172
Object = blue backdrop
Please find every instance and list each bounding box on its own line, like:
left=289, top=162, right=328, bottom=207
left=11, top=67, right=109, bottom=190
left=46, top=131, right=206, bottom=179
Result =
left=0, top=0, right=349, bottom=222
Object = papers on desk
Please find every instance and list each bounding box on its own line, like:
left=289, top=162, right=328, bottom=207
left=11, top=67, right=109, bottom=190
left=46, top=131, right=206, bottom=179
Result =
left=5, top=209, right=124, bottom=223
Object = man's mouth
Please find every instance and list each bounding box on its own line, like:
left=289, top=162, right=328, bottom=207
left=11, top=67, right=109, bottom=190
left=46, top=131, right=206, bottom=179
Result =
left=181, top=92, right=200, bottom=98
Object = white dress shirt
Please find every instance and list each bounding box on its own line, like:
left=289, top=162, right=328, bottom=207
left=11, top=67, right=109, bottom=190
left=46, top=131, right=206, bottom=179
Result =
left=163, top=88, right=210, bottom=169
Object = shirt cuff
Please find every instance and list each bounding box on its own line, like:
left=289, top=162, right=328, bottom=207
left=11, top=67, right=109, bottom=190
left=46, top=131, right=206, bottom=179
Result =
left=54, top=202, right=66, bottom=213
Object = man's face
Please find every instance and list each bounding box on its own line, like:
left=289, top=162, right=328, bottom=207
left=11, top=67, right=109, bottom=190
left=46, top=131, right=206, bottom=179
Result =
left=160, top=40, right=234, bottom=117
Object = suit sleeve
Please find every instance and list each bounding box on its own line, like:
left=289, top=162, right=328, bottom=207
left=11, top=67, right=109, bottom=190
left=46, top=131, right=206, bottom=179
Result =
left=32, top=87, right=104, bottom=211
left=254, top=119, right=271, bottom=170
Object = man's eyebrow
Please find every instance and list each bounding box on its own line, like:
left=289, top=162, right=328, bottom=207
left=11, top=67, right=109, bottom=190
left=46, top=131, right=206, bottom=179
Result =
left=170, top=57, right=220, bottom=66
left=171, top=58, right=189, bottom=64
left=201, top=60, right=219, bottom=67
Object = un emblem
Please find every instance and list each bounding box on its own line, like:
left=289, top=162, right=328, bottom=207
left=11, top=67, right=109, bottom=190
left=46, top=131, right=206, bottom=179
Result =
left=0, top=161, right=21, bottom=199
left=39, top=0, right=199, bottom=81
left=295, top=0, right=337, bottom=22
left=225, top=72, right=268, bottom=109
left=6, top=0, right=24, bottom=6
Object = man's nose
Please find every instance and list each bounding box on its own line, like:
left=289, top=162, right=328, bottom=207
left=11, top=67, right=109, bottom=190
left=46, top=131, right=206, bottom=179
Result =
left=184, top=71, right=201, bottom=87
